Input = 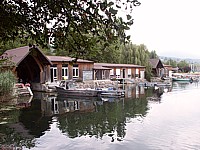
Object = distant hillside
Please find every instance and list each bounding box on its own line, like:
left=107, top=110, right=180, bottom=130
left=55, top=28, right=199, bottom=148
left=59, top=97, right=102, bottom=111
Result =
left=159, top=56, right=200, bottom=64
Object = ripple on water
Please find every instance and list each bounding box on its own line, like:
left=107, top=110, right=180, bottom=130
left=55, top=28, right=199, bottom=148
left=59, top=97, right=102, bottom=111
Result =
left=8, top=82, right=200, bottom=150
left=120, top=84, right=200, bottom=150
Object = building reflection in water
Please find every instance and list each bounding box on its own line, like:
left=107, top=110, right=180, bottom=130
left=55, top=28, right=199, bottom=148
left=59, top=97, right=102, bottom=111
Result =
left=51, top=96, right=59, bottom=114
left=0, top=84, right=173, bottom=149
left=41, top=95, right=99, bottom=116
left=38, top=84, right=172, bottom=116
left=125, top=85, right=146, bottom=99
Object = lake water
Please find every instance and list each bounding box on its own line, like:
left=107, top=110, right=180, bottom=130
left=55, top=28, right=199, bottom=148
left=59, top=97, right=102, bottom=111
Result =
left=1, top=81, right=200, bottom=150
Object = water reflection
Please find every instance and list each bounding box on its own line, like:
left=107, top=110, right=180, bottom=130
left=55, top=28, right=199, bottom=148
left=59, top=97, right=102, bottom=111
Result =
left=172, top=81, right=191, bottom=89
left=0, top=97, right=52, bottom=149
left=125, top=85, right=146, bottom=98
left=56, top=95, right=149, bottom=141
left=42, top=96, right=100, bottom=116
left=0, top=85, right=168, bottom=149
left=171, top=81, right=199, bottom=94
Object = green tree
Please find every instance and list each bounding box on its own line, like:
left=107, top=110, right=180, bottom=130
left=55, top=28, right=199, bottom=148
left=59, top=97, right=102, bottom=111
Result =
left=54, top=33, right=122, bottom=63
left=118, top=43, right=152, bottom=80
left=164, top=59, right=177, bottom=68
left=0, top=36, right=34, bottom=55
left=137, top=44, right=152, bottom=81
left=177, top=60, right=189, bottom=72
left=1, top=0, right=141, bottom=58
left=144, top=63, right=152, bottom=81
left=149, top=50, right=158, bottom=59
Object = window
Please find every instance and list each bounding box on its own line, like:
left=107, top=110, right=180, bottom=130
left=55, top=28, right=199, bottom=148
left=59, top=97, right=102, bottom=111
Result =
left=102, top=70, right=105, bottom=79
left=74, top=101, right=79, bottom=110
left=135, top=69, right=139, bottom=78
left=140, top=71, right=145, bottom=79
left=136, top=69, right=139, bottom=74
left=62, top=64, right=68, bottom=80
left=50, top=65, right=57, bottom=82
left=110, top=69, right=114, bottom=75
left=116, top=68, right=120, bottom=78
left=73, top=64, right=79, bottom=78
left=128, top=69, right=131, bottom=78
left=128, top=69, right=131, bottom=75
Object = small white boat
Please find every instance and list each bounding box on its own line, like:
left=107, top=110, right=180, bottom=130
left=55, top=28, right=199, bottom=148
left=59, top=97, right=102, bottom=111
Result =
left=98, top=87, right=125, bottom=98
left=164, top=88, right=168, bottom=93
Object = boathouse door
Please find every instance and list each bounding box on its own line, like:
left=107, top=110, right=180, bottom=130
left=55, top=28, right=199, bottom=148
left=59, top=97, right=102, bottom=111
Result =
left=140, top=71, right=145, bottom=79
left=122, top=69, right=125, bottom=78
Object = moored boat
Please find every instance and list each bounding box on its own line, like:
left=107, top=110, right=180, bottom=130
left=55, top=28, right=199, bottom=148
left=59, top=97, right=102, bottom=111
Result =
left=56, top=86, right=99, bottom=97
left=56, top=80, right=125, bottom=98
left=56, top=80, right=100, bottom=97
left=98, top=87, right=125, bottom=98
left=172, top=77, right=192, bottom=82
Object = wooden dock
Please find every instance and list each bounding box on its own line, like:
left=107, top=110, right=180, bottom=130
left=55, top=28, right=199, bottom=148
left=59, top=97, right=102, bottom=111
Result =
left=14, top=83, right=33, bottom=96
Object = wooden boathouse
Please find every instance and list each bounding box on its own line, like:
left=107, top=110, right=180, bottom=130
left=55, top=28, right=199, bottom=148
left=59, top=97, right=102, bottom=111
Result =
left=94, top=63, right=146, bottom=80
left=1, top=46, right=52, bottom=88
left=163, top=64, right=173, bottom=77
left=1, top=45, right=148, bottom=92
left=149, top=59, right=164, bottom=77
left=46, top=56, right=94, bottom=82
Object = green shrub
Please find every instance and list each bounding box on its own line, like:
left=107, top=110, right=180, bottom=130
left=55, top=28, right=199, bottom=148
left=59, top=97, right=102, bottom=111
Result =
left=0, top=70, right=16, bottom=95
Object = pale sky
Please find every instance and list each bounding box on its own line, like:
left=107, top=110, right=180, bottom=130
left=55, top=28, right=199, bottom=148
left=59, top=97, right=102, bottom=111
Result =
left=129, top=0, right=200, bottom=59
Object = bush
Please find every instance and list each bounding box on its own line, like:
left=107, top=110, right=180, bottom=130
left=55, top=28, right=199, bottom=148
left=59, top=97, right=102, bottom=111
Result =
left=0, top=70, right=16, bottom=95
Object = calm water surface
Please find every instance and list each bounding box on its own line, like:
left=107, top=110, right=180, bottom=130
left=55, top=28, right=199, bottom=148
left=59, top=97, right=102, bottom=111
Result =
left=1, top=82, right=200, bottom=150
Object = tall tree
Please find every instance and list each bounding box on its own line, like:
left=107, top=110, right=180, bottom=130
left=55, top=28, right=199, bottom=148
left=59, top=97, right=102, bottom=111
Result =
left=149, top=50, right=158, bottom=59
left=118, top=43, right=152, bottom=80
left=0, top=0, right=141, bottom=58
left=177, top=60, right=190, bottom=72
left=164, top=59, right=177, bottom=67
left=0, top=35, right=36, bottom=55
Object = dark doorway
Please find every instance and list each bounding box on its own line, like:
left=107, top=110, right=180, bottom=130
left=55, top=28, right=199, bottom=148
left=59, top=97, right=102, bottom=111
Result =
left=16, top=55, right=41, bottom=83
left=123, top=69, right=125, bottom=78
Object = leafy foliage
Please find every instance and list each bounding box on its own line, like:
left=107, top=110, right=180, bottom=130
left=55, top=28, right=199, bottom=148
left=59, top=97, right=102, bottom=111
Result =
left=162, top=59, right=191, bottom=73
left=149, top=50, right=158, bottom=59
left=118, top=43, right=153, bottom=80
left=0, top=36, right=35, bottom=55
left=57, top=95, right=149, bottom=140
left=177, top=60, right=190, bottom=72
left=0, top=70, right=16, bottom=95
left=0, top=0, right=141, bottom=58
left=163, top=59, right=177, bottom=68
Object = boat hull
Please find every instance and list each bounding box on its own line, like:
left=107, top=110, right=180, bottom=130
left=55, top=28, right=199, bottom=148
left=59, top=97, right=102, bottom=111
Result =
left=172, top=77, right=192, bottom=82
left=99, top=90, right=125, bottom=98
left=56, top=87, right=100, bottom=97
